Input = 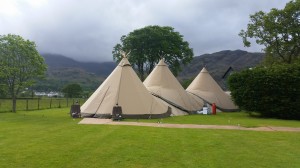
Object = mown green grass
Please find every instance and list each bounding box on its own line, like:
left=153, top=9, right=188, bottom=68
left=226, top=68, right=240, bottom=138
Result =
left=0, top=108, right=299, bottom=168
left=127, top=112, right=300, bottom=128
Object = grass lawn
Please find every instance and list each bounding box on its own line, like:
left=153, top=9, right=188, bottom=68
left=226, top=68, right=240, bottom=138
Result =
left=0, top=108, right=299, bottom=168
left=127, top=112, right=300, bottom=128
left=0, top=98, right=85, bottom=112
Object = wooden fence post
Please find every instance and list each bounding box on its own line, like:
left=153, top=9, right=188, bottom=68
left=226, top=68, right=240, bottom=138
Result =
left=38, top=98, right=40, bottom=110
left=50, top=98, right=52, bottom=109
left=26, top=99, right=28, bottom=111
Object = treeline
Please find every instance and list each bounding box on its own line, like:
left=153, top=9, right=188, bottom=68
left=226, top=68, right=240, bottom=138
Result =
left=228, top=0, right=300, bottom=120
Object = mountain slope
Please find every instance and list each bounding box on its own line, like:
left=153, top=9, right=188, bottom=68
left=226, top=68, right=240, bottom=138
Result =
left=33, top=54, right=116, bottom=92
left=34, top=50, right=264, bottom=92
left=42, top=53, right=116, bottom=76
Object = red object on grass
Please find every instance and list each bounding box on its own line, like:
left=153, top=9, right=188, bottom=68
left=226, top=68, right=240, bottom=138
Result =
left=212, top=103, right=216, bottom=115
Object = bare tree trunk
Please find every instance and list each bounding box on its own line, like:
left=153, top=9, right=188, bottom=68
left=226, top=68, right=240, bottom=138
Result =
left=10, top=83, right=17, bottom=112
left=148, top=62, right=155, bottom=75
left=140, top=70, right=145, bottom=81
left=12, top=95, right=16, bottom=112
left=138, top=62, right=145, bottom=81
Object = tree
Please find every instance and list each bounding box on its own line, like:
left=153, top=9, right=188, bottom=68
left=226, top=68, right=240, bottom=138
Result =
left=0, top=78, right=8, bottom=98
left=228, top=63, right=300, bottom=120
left=62, top=83, right=83, bottom=98
left=239, top=0, right=300, bottom=64
left=112, top=25, right=194, bottom=80
left=0, top=34, right=47, bottom=112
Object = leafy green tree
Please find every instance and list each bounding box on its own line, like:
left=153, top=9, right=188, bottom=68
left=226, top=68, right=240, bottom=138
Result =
left=228, top=63, right=300, bottom=120
left=239, top=0, right=300, bottom=64
left=112, top=25, right=194, bottom=80
left=0, top=34, right=47, bottom=112
left=180, top=78, right=194, bottom=89
left=62, top=83, right=83, bottom=98
left=0, top=79, right=8, bottom=98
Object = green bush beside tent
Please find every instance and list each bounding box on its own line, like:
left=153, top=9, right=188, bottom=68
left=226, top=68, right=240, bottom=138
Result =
left=228, top=63, right=300, bottom=120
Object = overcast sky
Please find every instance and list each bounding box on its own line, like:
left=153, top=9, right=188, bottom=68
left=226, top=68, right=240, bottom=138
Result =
left=0, top=0, right=290, bottom=62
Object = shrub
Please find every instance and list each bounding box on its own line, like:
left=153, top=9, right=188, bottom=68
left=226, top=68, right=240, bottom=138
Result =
left=228, top=63, right=300, bottom=120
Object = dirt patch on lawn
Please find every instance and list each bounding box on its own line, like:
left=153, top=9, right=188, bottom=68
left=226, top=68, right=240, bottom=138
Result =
left=78, top=118, right=300, bottom=132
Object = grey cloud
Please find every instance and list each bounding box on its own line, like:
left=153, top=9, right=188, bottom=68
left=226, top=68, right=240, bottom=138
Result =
left=0, top=0, right=290, bottom=62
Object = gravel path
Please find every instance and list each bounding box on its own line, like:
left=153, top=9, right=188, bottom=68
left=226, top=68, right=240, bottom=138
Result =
left=78, top=118, right=300, bottom=132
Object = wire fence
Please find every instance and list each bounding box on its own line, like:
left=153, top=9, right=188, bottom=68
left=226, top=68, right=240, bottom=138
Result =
left=0, top=98, right=86, bottom=112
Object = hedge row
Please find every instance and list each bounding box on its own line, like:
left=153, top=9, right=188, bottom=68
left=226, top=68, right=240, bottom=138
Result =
left=228, top=63, right=300, bottom=120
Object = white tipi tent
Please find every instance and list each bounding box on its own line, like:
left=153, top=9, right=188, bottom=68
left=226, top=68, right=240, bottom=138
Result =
left=186, top=67, right=238, bottom=111
left=143, top=59, right=204, bottom=115
left=81, top=57, right=171, bottom=119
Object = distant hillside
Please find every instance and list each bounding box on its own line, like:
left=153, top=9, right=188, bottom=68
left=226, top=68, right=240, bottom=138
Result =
left=33, top=50, right=264, bottom=92
left=179, top=50, right=264, bottom=89
left=43, top=53, right=116, bottom=76
left=33, top=54, right=116, bottom=92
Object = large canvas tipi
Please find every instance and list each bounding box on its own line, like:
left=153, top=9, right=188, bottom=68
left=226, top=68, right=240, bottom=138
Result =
left=186, top=67, right=238, bottom=111
left=143, top=59, right=204, bottom=115
left=81, top=57, right=171, bottom=119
